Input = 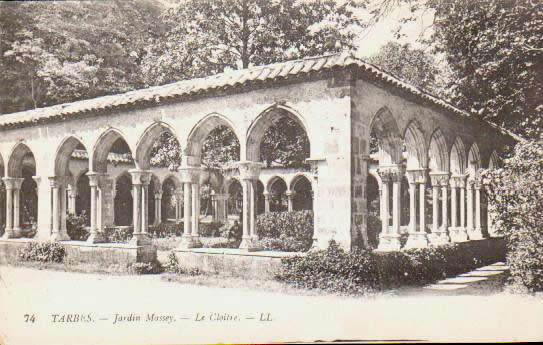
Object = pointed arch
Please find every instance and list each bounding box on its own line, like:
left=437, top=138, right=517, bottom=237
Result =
left=450, top=137, right=467, bottom=175
left=186, top=113, right=240, bottom=159
left=467, top=142, right=482, bottom=176
left=289, top=173, right=313, bottom=191
left=488, top=150, right=501, bottom=169
left=7, top=142, right=35, bottom=177
left=403, top=120, right=427, bottom=169
left=135, top=121, right=180, bottom=170
left=162, top=174, right=182, bottom=190
left=370, top=106, right=402, bottom=165
left=246, top=104, right=310, bottom=162
left=267, top=175, right=287, bottom=193
left=91, top=128, right=132, bottom=173
left=55, top=136, right=87, bottom=177
left=428, top=128, right=449, bottom=172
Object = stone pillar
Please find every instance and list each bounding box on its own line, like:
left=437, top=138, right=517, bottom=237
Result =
left=178, top=164, right=201, bottom=249
left=449, top=175, right=468, bottom=242
left=86, top=172, right=105, bottom=243
left=2, top=178, right=16, bottom=239
left=49, top=177, right=70, bottom=241
left=376, top=165, right=404, bottom=251
left=155, top=192, right=162, bottom=225
left=466, top=178, right=474, bottom=235
left=440, top=175, right=450, bottom=234
left=237, top=161, right=262, bottom=251
left=286, top=190, right=295, bottom=212
left=418, top=171, right=427, bottom=236
left=404, top=169, right=428, bottom=248
left=67, top=185, right=77, bottom=215
left=128, top=169, right=152, bottom=246
left=470, top=177, right=484, bottom=240
left=263, top=192, right=270, bottom=213
left=12, top=178, right=24, bottom=235
left=429, top=172, right=449, bottom=245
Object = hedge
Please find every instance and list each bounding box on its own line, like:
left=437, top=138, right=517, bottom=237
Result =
left=256, top=210, right=313, bottom=252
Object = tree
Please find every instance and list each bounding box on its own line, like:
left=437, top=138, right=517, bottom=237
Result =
left=367, top=41, right=442, bottom=95
left=372, top=0, right=543, bottom=140
left=141, top=0, right=367, bottom=85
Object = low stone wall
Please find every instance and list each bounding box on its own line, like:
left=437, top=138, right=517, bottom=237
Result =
left=0, top=239, right=157, bottom=273
left=172, top=248, right=304, bottom=280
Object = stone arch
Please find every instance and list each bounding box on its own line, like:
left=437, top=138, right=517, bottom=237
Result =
left=369, top=107, right=402, bottom=165
left=161, top=175, right=180, bottom=222
left=450, top=137, right=467, bottom=175
left=186, top=113, right=239, bottom=159
left=246, top=104, right=310, bottom=162
left=467, top=142, right=482, bottom=177
left=428, top=128, right=449, bottom=172
left=91, top=128, right=133, bottom=173
left=114, top=171, right=133, bottom=226
left=268, top=176, right=288, bottom=212
left=403, top=120, right=427, bottom=169
left=488, top=150, right=501, bottom=169
left=162, top=174, right=182, bottom=190
left=135, top=122, right=180, bottom=170
left=290, top=174, right=313, bottom=211
left=55, top=136, right=87, bottom=177
left=7, top=142, right=34, bottom=177
left=267, top=175, right=286, bottom=193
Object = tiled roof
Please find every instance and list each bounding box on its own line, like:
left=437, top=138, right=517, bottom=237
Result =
left=0, top=53, right=507, bottom=137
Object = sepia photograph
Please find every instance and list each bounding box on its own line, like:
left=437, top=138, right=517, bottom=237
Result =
left=0, top=0, right=542, bottom=344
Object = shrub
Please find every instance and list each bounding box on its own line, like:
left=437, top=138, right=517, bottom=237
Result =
left=149, top=222, right=184, bottom=238
left=130, top=260, right=164, bottom=275
left=198, top=222, right=223, bottom=237
left=103, top=227, right=133, bottom=243
left=18, top=242, right=66, bottom=263
left=256, top=210, right=313, bottom=252
left=482, top=141, right=543, bottom=291
left=163, top=251, right=203, bottom=276
left=66, top=212, right=89, bottom=241
left=220, top=221, right=242, bottom=240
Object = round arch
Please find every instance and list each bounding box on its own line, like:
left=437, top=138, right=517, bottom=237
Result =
left=370, top=107, right=402, bottom=165
left=186, top=113, right=240, bottom=159
left=91, top=128, right=132, bottom=173
left=135, top=122, right=180, bottom=170
left=403, top=120, right=427, bottom=169
left=450, top=137, right=467, bottom=175
left=55, top=136, right=87, bottom=177
left=246, top=104, right=310, bottom=162
left=428, top=128, right=449, bottom=172
left=7, top=143, right=35, bottom=177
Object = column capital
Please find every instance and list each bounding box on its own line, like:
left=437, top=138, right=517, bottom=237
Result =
left=406, top=168, right=426, bottom=184
left=48, top=176, right=61, bottom=188
left=236, top=161, right=263, bottom=180
left=179, top=166, right=201, bottom=184
left=155, top=192, right=163, bottom=199
left=86, top=172, right=104, bottom=187
left=450, top=174, right=467, bottom=188
left=285, top=190, right=296, bottom=197
left=377, top=164, right=405, bottom=183
left=429, top=172, right=449, bottom=187
left=2, top=177, right=23, bottom=190
left=128, top=169, right=152, bottom=185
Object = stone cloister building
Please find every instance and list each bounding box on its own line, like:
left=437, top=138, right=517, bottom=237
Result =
left=0, top=54, right=515, bottom=253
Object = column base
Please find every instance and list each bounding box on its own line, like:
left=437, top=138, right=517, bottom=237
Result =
left=238, top=236, right=261, bottom=252
left=403, top=232, right=429, bottom=249
left=428, top=231, right=450, bottom=245
left=177, top=235, right=198, bottom=249
left=1, top=229, right=19, bottom=239
left=449, top=227, right=469, bottom=242
left=51, top=231, right=71, bottom=242
left=129, top=233, right=152, bottom=246
left=86, top=232, right=106, bottom=244
left=468, top=228, right=484, bottom=240
left=376, top=234, right=402, bottom=251
left=191, top=235, right=203, bottom=248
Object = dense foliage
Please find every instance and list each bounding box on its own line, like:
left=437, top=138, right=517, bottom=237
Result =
left=18, top=242, right=66, bottom=263
left=276, top=239, right=505, bottom=295
left=66, top=212, right=90, bottom=241
left=482, top=141, right=543, bottom=291
left=256, top=210, right=314, bottom=251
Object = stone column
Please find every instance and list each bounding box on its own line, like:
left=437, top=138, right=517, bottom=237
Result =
left=12, top=178, right=24, bottom=235
left=128, top=169, right=152, bottom=246
left=429, top=172, right=449, bottom=244
left=466, top=178, right=474, bottom=236
left=470, top=177, right=484, bottom=240
left=459, top=176, right=466, bottom=231
left=178, top=164, right=201, bottom=249
left=449, top=175, right=468, bottom=242
left=376, top=165, right=404, bottom=251
left=440, top=174, right=450, bottom=235
left=404, top=169, right=428, bottom=248
left=86, top=172, right=105, bottom=243
left=67, top=185, right=77, bottom=215
left=286, top=190, right=295, bottom=212
left=2, top=178, right=15, bottom=239
left=155, top=192, right=162, bottom=225
left=418, top=171, right=427, bottom=237
left=49, top=177, right=70, bottom=241
left=237, top=161, right=262, bottom=251
left=263, top=192, right=270, bottom=213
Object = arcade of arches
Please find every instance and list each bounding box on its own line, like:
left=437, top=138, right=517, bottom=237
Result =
left=0, top=54, right=515, bottom=252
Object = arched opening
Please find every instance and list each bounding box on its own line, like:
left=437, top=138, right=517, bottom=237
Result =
left=136, top=122, right=182, bottom=170
left=114, top=173, right=133, bottom=226
left=369, top=107, right=403, bottom=166
left=75, top=171, right=91, bottom=226
left=269, top=177, right=287, bottom=212
left=226, top=179, right=242, bottom=221
left=427, top=129, right=449, bottom=231
left=148, top=174, right=160, bottom=225
left=290, top=175, right=313, bottom=211
left=161, top=176, right=180, bottom=223
left=256, top=180, right=265, bottom=215
left=450, top=137, right=466, bottom=175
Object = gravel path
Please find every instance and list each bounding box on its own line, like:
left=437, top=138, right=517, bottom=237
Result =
left=1, top=265, right=542, bottom=344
